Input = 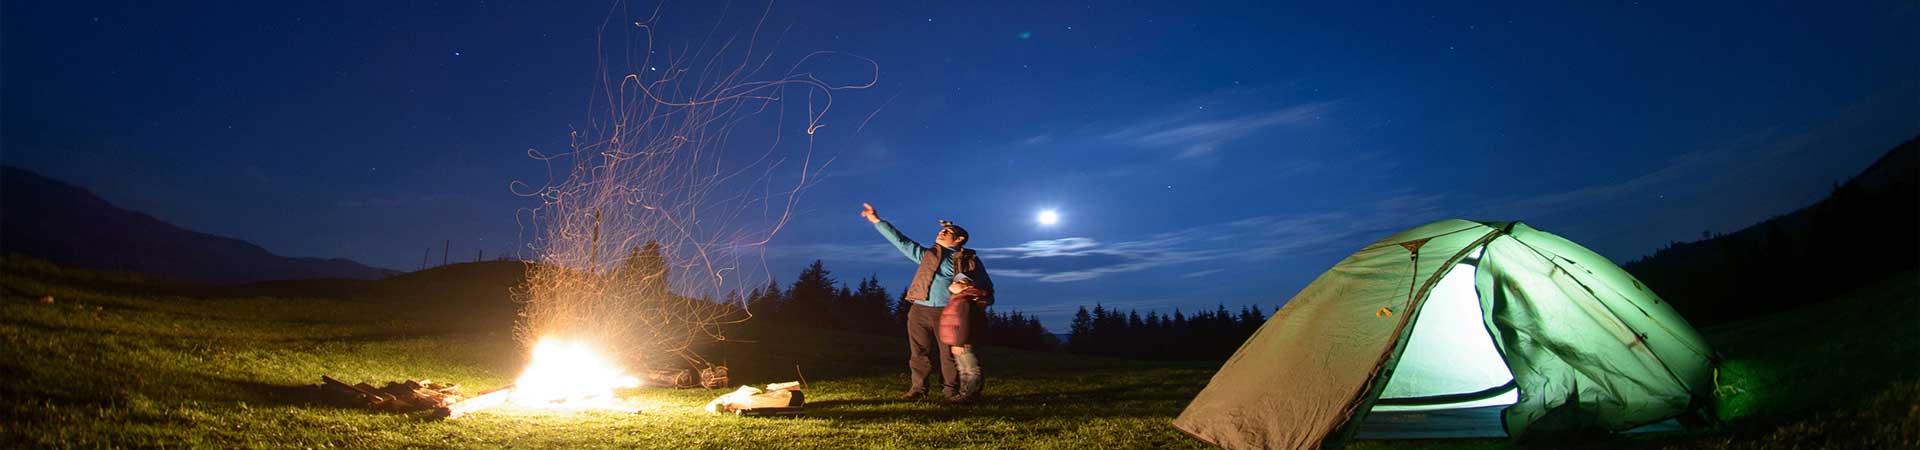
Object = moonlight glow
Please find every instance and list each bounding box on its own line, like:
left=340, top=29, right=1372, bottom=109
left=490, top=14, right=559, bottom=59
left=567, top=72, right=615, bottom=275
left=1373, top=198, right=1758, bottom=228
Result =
left=1037, top=209, right=1061, bottom=226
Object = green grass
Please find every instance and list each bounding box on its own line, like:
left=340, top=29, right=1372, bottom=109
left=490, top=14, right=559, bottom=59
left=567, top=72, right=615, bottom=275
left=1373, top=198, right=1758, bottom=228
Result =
left=1, top=257, right=1914, bottom=449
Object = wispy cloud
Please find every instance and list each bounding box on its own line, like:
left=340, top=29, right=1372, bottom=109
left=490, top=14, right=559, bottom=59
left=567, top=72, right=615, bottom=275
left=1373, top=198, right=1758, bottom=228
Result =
left=1183, top=268, right=1226, bottom=278
left=990, top=237, right=1100, bottom=257
left=979, top=193, right=1447, bottom=283
left=1105, top=102, right=1337, bottom=159
left=1485, top=128, right=1803, bottom=220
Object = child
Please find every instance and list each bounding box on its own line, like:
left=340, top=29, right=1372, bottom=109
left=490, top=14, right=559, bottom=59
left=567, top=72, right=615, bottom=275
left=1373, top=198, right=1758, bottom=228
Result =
left=940, top=273, right=992, bottom=402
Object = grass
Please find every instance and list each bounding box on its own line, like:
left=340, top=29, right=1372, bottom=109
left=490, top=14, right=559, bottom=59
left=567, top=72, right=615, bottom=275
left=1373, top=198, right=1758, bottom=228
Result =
left=1, top=257, right=1914, bottom=449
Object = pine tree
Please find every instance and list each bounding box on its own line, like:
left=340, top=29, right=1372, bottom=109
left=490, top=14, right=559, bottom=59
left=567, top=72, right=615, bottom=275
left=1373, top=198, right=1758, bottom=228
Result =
left=787, top=260, right=837, bottom=328
left=747, top=279, right=783, bottom=323
left=1068, top=306, right=1094, bottom=352
left=844, top=274, right=896, bottom=335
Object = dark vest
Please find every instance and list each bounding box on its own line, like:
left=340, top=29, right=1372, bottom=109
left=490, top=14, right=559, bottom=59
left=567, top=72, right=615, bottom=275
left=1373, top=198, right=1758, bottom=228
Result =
left=903, top=246, right=981, bottom=301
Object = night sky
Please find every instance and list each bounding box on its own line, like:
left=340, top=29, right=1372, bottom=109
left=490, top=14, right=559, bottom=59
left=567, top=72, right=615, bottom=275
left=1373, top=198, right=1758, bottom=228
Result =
left=5, top=1, right=1915, bottom=332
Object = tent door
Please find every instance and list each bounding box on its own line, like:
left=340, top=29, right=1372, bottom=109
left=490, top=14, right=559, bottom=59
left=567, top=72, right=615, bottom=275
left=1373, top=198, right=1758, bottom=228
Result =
left=1372, top=259, right=1518, bottom=412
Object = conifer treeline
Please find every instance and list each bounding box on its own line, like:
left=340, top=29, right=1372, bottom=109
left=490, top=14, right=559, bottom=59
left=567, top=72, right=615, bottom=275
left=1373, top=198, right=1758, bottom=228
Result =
left=621, top=243, right=1276, bottom=359
left=1066, top=304, right=1271, bottom=360
left=700, top=258, right=1057, bottom=351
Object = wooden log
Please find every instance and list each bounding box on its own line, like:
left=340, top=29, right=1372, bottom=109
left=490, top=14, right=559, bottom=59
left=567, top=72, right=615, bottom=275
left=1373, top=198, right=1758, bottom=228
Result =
left=322, top=376, right=377, bottom=397
left=436, top=383, right=515, bottom=420
left=699, top=366, right=729, bottom=389
left=735, top=406, right=805, bottom=417
left=641, top=368, right=697, bottom=388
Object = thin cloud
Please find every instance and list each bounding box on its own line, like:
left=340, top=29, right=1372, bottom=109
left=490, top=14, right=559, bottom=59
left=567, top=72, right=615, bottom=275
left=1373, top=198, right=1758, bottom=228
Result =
left=1488, top=129, right=1787, bottom=217
left=1105, top=102, right=1337, bottom=159
left=989, top=268, right=1051, bottom=279
left=1183, top=268, right=1226, bottom=278
left=992, top=237, right=1101, bottom=257
left=977, top=194, right=1447, bottom=283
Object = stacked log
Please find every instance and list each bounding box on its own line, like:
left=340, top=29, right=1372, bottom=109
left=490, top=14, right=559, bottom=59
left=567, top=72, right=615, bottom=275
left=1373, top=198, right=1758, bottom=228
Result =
left=640, top=368, right=697, bottom=388
left=637, top=365, right=730, bottom=389
left=699, top=366, right=729, bottom=389
left=315, top=375, right=465, bottom=414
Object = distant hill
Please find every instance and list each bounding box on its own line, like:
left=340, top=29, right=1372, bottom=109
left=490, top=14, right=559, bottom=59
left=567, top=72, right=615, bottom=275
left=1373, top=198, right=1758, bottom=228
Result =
left=0, top=166, right=398, bottom=283
left=1623, top=136, right=1918, bottom=325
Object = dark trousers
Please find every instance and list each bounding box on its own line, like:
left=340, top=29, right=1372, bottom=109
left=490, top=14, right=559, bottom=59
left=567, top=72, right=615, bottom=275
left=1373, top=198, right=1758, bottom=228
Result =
left=905, top=303, right=957, bottom=394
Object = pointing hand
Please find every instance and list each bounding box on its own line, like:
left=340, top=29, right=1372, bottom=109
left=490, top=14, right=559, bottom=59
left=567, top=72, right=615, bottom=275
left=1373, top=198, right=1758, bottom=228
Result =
left=860, top=202, right=880, bottom=224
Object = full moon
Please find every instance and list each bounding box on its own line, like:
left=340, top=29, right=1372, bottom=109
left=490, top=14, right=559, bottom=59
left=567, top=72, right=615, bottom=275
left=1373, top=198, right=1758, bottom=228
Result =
left=1037, top=209, right=1061, bottom=226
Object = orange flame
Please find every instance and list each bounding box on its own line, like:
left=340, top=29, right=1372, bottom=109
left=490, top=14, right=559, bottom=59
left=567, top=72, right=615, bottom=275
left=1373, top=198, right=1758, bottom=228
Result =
left=506, top=337, right=641, bottom=411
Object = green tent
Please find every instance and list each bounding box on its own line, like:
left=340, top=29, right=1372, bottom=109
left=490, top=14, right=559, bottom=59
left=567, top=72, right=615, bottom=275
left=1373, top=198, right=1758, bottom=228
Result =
left=1174, top=220, right=1715, bottom=449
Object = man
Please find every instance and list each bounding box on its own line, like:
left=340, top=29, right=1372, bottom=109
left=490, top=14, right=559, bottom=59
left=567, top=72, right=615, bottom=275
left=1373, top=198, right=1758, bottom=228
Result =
left=861, top=202, right=993, bottom=401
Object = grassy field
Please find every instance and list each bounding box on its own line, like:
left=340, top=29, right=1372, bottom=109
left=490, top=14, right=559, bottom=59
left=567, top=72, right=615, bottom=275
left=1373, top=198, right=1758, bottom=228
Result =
left=1, top=257, right=1914, bottom=449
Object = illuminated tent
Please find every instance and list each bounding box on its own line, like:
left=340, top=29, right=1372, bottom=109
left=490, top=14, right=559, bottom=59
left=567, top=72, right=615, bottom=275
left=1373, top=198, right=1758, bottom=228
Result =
left=1174, top=220, right=1715, bottom=449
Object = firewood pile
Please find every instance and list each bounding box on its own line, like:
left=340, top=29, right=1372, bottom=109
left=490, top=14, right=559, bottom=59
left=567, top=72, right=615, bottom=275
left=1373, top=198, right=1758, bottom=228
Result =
left=637, top=365, right=729, bottom=389
left=312, top=375, right=467, bottom=416
left=700, top=366, right=729, bottom=389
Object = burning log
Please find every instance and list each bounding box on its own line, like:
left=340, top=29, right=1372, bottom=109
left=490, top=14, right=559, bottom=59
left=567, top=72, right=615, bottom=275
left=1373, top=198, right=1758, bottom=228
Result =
left=438, top=383, right=515, bottom=419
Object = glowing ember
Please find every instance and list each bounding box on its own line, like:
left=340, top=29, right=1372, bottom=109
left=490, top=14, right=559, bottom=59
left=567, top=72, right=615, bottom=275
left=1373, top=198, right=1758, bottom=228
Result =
left=506, top=337, right=641, bottom=411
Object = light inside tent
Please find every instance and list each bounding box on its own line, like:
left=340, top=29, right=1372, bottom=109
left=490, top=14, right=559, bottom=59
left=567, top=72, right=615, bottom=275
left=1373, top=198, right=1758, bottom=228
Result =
left=1373, top=250, right=1519, bottom=412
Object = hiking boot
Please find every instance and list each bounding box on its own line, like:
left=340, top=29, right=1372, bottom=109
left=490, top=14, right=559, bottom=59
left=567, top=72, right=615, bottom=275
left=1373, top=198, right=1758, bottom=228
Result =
left=954, top=351, right=985, bottom=400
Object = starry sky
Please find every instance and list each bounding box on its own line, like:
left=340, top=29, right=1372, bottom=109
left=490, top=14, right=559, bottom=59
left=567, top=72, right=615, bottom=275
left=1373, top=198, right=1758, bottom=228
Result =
left=5, top=1, right=1915, bottom=332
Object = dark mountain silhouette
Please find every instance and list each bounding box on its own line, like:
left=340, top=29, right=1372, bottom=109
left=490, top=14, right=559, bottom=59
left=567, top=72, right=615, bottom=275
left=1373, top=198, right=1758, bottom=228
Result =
left=1623, top=136, right=1919, bottom=325
left=0, top=166, right=397, bottom=283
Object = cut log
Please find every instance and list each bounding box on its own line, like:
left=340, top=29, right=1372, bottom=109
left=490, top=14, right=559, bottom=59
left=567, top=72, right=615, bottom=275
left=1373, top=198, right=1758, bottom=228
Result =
left=746, top=389, right=803, bottom=409
left=322, top=375, right=377, bottom=397
left=735, top=406, right=805, bottom=417
left=764, top=381, right=802, bottom=393
left=436, top=383, right=515, bottom=419
left=699, top=366, right=729, bottom=389
left=318, top=375, right=474, bottom=414
left=640, top=368, right=697, bottom=388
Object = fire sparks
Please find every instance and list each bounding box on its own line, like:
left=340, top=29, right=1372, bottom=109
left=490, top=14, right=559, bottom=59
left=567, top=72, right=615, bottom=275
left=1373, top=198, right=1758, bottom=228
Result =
left=502, top=337, right=641, bottom=412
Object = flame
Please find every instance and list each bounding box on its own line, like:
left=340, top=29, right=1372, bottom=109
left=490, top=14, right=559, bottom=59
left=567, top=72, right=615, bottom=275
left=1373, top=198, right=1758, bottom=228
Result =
left=506, top=337, right=641, bottom=411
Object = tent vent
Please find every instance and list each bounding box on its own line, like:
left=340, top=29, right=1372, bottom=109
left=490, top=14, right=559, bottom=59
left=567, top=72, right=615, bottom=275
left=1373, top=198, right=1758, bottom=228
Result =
left=1398, top=238, right=1431, bottom=253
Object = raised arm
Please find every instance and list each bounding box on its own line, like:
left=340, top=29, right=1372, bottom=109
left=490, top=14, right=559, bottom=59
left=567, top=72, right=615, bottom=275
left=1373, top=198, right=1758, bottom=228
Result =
left=863, top=202, right=923, bottom=261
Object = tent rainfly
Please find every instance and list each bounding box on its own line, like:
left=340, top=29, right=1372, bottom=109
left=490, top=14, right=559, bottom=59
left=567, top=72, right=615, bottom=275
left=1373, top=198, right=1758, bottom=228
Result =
left=1174, top=220, right=1715, bottom=449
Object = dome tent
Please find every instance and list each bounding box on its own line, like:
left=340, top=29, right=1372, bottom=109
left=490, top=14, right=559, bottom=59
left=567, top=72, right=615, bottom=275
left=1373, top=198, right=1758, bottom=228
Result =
left=1173, top=220, right=1714, bottom=449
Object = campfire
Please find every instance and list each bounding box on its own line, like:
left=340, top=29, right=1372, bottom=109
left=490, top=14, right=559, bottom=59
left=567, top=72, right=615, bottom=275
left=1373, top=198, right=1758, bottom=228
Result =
left=440, top=337, right=646, bottom=418
left=438, top=336, right=733, bottom=418
left=507, top=338, right=642, bottom=408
